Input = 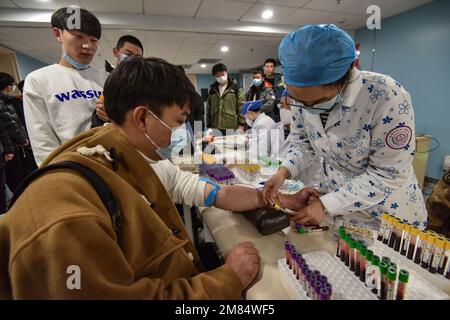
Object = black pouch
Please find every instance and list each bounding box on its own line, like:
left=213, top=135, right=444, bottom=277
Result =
left=242, top=207, right=290, bottom=235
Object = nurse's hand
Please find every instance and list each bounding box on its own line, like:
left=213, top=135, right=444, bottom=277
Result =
left=263, top=167, right=290, bottom=205
left=289, top=199, right=326, bottom=225
left=279, top=187, right=321, bottom=212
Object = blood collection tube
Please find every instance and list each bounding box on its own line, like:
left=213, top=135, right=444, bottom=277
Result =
left=349, top=238, right=357, bottom=271
left=359, top=246, right=367, bottom=283
left=444, top=245, right=450, bottom=279
left=407, top=226, right=419, bottom=260
left=355, top=241, right=363, bottom=277
left=344, top=234, right=351, bottom=266
left=312, top=270, right=321, bottom=278
left=322, top=282, right=332, bottom=299
left=389, top=262, right=397, bottom=271
left=300, top=264, right=309, bottom=288
left=284, top=241, right=291, bottom=265
left=370, top=255, right=380, bottom=294
left=289, top=246, right=297, bottom=270
left=381, top=256, right=391, bottom=266
left=429, top=236, right=445, bottom=274
left=320, top=288, right=331, bottom=300
left=364, top=250, right=374, bottom=284
left=383, top=215, right=395, bottom=245
left=393, top=219, right=405, bottom=252
left=377, top=213, right=389, bottom=242
left=400, top=224, right=412, bottom=256
left=337, top=226, right=346, bottom=258
left=378, top=262, right=389, bottom=300
left=309, top=275, right=318, bottom=298
left=386, top=267, right=397, bottom=300
left=414, top=231, right=428, bottom=264
left=396, top=269, right=409, bottom=300
left=319, top=275, right=328, bottom=284
left=296, top=255, right=304, bottom=279
left=421, top=234, right=436, bottom=269
left=304, top=269, right=312, bottom=293
left=293, top=255, right=299, bottom=278
left=438, top=238, right=450, bottom=275
left=314, top=281, right=323, bottom=300
left=387, top=218, right=398, bottom=248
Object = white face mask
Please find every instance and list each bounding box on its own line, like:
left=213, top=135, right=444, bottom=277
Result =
left=279, top=108, right=292, bottom=125
left=118, top=53, right=130, bottom=63
left=246, top=118, right=254, bottom=127
left=143, top=110, right=188, bottom=161
left=216, top=74, right=228, bottom=84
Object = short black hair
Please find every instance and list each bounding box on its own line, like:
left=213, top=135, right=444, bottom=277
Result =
left=116, top=35, right=144, bottom=54
left=51, top=7, right=101, bottom=39
left=212, top=63, right=227, bottom=76
left=0, top=72, right=15, bottom=91
left=17, top=80, right=25, bottom=94
left=104, top=57, right=197, bottom=125
left=177, top=65, right=186, bottom=75
left=264, top=58, right=277, bottom=66
left=252, top=68, right=264, bottom=77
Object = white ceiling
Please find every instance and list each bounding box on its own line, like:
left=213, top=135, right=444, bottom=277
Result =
left=0, top=0, right=434, bottom=74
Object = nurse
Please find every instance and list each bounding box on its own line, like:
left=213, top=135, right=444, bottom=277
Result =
left=243, top=100, right=276, bottom=162
left=263, top=24, right=427, bottom=228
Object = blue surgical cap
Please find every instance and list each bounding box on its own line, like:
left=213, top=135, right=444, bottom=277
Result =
left=242, top=100, right=262, bottom=115
left=279, top=24, right=356, bottom=87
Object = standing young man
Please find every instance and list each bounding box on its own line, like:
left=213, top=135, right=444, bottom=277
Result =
left=263, top=58, right=285, bottom=122
left=94, top=35, right=144, bottom=126
left=24, top=7, right=108, bottom=165
left=206, top=63, right=245, bottom=134
left=244, top=69, right=276, bottom=121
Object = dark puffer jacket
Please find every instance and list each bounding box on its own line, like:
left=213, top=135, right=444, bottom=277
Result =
left=0, top=93, right=28, bottom=147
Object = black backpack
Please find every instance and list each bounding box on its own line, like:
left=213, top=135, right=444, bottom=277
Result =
left=8, top=161, right=122, bottom=244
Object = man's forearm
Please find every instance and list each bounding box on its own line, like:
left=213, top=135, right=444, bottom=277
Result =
left=215, top=185, right=265, bottom=212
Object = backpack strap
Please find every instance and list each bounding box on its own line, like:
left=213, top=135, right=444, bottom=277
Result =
left=8, top=161, right=122, bottom=244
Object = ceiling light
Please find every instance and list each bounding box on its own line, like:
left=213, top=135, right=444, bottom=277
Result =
left=262, top=10, right=274, bottom=19
left=220, top=46, right=229, bottom=53
left=200, top=64, right=207, bottom=68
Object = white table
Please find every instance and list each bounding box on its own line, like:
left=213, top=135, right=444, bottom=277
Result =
left=199, top=207, right=450, bottom=299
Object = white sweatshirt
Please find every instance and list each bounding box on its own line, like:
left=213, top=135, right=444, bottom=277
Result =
left=23, top=64, right=108, bottom=165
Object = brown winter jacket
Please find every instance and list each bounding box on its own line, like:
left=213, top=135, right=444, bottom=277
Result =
left=0, top=125, right=242, bottom=299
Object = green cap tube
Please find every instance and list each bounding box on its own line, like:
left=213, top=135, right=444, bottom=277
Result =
left=360, top=246, right=367, bottom=256
left=379, top=262, right=389, bottom=274
left=366, top=250, right=374, bottom=262
left=399, top=269, right=409, bottom=283
left=381, top=256, right=391, bottom=265
left=387, top=267, right=397, bottom=281
left=372, top=255, right=380, bottom=266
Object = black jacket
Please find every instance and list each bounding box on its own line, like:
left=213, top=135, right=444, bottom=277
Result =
left=188, top=91, right=205, bottom=131
left=0, top=93, right=28, bottom=148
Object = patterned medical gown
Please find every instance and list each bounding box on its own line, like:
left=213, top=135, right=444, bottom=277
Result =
left=283, top=69, right=428, bottom=229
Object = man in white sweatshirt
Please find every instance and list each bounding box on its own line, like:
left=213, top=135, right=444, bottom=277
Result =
left=23, top=7, right=108, bottom=165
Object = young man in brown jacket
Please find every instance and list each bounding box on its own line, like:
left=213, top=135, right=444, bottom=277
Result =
left=0, top=57, right=317, bottom=299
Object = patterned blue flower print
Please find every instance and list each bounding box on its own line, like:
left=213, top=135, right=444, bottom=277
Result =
left=383, top=116, right=393, bottom=124
left=370, top=90, right=386, bottom=103
left=398, top=100, right=410, bottom=114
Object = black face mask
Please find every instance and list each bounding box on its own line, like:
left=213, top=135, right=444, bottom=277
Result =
left=105, top=60, right=114, bottom=73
